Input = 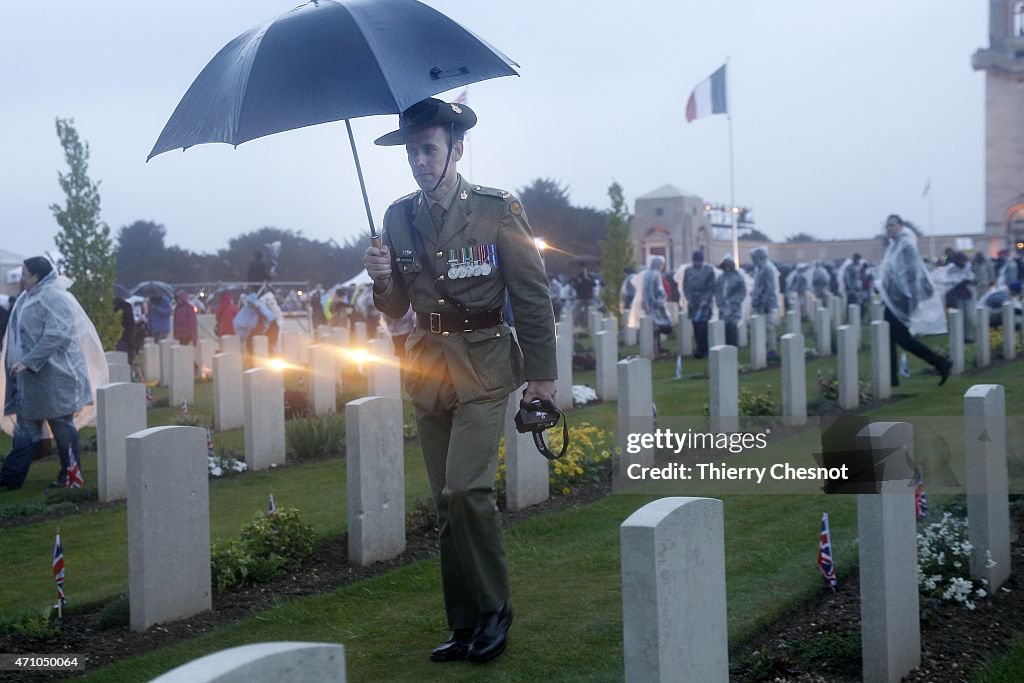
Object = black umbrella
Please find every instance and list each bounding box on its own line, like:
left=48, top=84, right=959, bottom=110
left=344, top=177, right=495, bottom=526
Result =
left=131, top=281, right=175, bottom=299
left=147, top=0, right=518, bottom=241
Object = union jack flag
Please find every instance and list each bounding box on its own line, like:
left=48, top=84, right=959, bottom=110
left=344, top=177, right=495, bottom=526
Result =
left=181, top=400, right=189, bottom=416
left=145, top=386, right=153, bottom=408
left=206, top=428, right=216, bottom=458
left=914, top=467, right=928, bottom=520
left=652, top=402, right=659, bottom=429
left=817, top=512, right=837, bottom=591
left=66, top=447, right=84, bottom=489
left=268, top=493, right=277, bottom=517
left=53, top=532, right=66, bottom=606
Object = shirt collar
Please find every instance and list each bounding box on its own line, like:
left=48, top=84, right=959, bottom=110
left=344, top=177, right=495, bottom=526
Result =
left=423, top=174, right=462, bottom=212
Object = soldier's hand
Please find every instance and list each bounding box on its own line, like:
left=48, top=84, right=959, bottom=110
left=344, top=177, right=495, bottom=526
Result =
left=522, top=380, right=557, bottom=405
left=364, top=244, right=392, bottom=288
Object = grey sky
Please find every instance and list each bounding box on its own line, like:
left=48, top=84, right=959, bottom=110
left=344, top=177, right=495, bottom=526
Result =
left=0, top=1, right=986, bottom=266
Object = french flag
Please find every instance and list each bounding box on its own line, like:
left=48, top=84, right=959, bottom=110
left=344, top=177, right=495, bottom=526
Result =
left=685, top=64, right=728, bottom=123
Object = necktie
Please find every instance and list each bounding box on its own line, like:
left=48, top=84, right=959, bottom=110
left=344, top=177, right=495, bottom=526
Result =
left=430, top=202, right=447, bottom=236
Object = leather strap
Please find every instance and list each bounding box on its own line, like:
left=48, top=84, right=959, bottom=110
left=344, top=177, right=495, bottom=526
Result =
left=416, top=308, right=504, bottom=334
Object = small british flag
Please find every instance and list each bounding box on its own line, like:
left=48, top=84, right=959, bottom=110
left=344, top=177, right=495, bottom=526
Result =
left=66, top=446, right=84, bottom=489
left=817, top=512, right=838, bottom=591
left=145, top=386, right=153, bottom=408
left=181, top=400, right=189, bottom=416
left=206, top=428, right=215, bottom=458
left=268, top=493, right=277, bottom=517
left=53, top=532, right=66, bottom=607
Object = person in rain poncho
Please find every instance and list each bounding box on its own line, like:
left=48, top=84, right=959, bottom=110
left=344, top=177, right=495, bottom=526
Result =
left=1, top=258, right=106, bottom=489
left=979, top=280, right=1023, bottom=326
left=932, top=251, right=976, bottom=343
left=636, top=256, right=672, bottom=354
left=260, top=291, right=283, bottom=354
left=715, top=256, right=746, bottom=347
left=839, top=254, right=866, bottom=307
left=810, top=261, right=830, bottom=300
left=750, top=247, right=781, bottom=358
left=214, top=291, right=238, bottom=337
left=683, top=251, right=716, bottom=358
left=973, top=251, right=995, bottom=294
left=147, top=294, right=172, bottom=341
left=172, top=289, right=198, bottom=346
left=784, top=263, right=811, bottom=311
left=876, top=215, right=952, bottom=386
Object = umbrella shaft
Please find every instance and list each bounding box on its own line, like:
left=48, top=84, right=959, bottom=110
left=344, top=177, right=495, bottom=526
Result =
left=345, top=119, right=377, bottom=239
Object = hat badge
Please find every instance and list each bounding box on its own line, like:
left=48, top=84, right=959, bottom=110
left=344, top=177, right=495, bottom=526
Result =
left=451, top=103, right=462, bottom=114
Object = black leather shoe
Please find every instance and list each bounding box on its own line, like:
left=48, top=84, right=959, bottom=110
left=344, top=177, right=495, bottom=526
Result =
left=467, top=603, right=513, bottom=663
left=937, top=358, right=953, bottom=386
left=430, top=628, right=474, bottom=662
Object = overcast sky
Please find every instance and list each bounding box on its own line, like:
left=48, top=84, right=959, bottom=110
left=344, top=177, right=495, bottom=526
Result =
left=0, top=1, right=987, bottom=267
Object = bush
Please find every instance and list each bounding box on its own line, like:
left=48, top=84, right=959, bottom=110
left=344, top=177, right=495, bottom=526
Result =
left=990, top=327, right=1023, bottom=358
left=816, top=368, right=872, bottom=404
left=918, top=511, right=992, bottom=614
left=498, top=421, right=613, bottom=496
left=1, top=608, right=60, bottom=639
left=738, top=386, right=776, bottom=416
left=208, top=449, right=247, bottom=478
left=286, top=414, right=346, bottom=462
left=97, top=593, right=129, bottom=630
left=210, top=507, right=314, bottom=593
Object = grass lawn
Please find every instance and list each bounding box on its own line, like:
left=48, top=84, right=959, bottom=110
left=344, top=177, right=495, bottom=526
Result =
left=3, top=331, right=1022, bottom=680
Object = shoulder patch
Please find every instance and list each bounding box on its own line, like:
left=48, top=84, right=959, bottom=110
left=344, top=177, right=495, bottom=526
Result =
left=471, top=185, right=514, bottom=200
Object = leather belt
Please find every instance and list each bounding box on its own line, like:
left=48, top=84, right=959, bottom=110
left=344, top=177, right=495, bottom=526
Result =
left=416, top=308, right=504, bottom=334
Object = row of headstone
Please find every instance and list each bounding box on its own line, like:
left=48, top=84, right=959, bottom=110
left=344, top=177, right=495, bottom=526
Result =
left=619, top=385, right=1012, bottom=682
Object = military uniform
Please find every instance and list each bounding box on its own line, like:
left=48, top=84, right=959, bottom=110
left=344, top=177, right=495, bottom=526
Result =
left=373, top=173, right=556, bottom=630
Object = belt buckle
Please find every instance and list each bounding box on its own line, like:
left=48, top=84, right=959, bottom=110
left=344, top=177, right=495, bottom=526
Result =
left=429, top=312, right=442, bottom=334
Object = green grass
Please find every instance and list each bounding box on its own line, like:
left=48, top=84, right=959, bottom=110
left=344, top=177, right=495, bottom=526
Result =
left=973, top=632, right=1024, bottom=682
left=3, top=333, right=1022, bottom=681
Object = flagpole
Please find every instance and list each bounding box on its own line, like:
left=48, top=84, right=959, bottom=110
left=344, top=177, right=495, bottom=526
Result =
left=726, top=57, right=739, bottom=266
left=928, top=179, right=936, bottom=262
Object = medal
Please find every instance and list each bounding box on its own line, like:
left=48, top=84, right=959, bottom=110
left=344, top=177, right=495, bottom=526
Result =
left=447, top=267, right=457, bottom=279
left=472, top=264, right=482, bottom=276
left=481, top=263, right=492, bottom=276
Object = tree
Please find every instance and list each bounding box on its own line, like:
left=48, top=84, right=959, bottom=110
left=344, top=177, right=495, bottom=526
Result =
left=599, top=181, right=636, bottom=320
left=739, top=228, right=772, bottom=242
left=785, top=232, right=819, bottom=243
left=51, top=118, right=121, bottom=349
left=115, top=220, right=168, bottom=286
left=517, top=178, right=607, bottom=275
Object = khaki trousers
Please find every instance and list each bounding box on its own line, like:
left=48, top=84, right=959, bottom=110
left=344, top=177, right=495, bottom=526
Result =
left=415, top=393, right=510, bottom=630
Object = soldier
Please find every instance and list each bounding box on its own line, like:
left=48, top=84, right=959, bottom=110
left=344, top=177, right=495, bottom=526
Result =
left=364, top=97, right=557, bottom=664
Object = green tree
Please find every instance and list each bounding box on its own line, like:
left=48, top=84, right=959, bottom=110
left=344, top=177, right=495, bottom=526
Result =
left=785, top=232, right=819, bottom=243
left=51, top=118, right=121, bottom=349
left=739, top=228, right=772, bottom=241
left=599, top=181, right=636, bottom=320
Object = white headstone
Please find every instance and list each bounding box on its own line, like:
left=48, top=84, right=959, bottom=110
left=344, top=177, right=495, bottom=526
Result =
left=975, top=305, right=991, bottom=368
left=780, top=333, right=806, bottom=426
left=366, top=342, right=401, bottom=400
left=639, top=316, right=656, bottom=359
left=555, top=320, right=575, bottom=411
left=243, top=368, right=286, bottom=471
left=354, top=321, right=367, bottom=347
left=815, top=307, right=831, bottom=356
left=870, top=300, right=885, bottom=323
left=837, top=324, right=859, bottom=410
left=212, top=352, right=244, bottom=431
left=786, top=309, right=800, bottom=336
left=96, top=382, right=147, bottom=502
left=709, top=345, right=738, bottom=433
left=346, top=396, right=405, bottom=566
left=1002, top=301, right=1016, bottom=360
left=126, top=426, right=211, bottom=631
left=678, top=311, right=694, bottom=357
left=251, top=334, right=269, bottom=360
left=105, top=351, right=128, bottom=366
left=948, top=308, right=965, bottom=375
left=964, top=384, right=1011, bottom=590
left=737, top=316, right=748, bottom=348
left=830, top=293, right=843, bottom=330
left=219, top=335, right=241, bottom=356
left=848, top=303, right=862, bottom=351
left=169, top=345, right=195, bottom=407
left=150, top=642, right=347, bottom=683
left=595, top=330, right=618, bottom=401
left=143, top=343, right=160, bottom=383
left=108, top=362, right=132, bottom=384
left=708, top=319, right=726, bottom=349
left=621, top=497, right=728, bottom=683
left=750, top=314, right=767, bottom=370
left=617, top=357, right=653, bottom=472
left=855, top=422, right=920, bottom=683
left=310, top=345, right=337, bottom=416
left=159, top=339, right=177, bottom=387
left=504, top=385, right=549, bottom=511
left=870, top=321, right=892, bottom=401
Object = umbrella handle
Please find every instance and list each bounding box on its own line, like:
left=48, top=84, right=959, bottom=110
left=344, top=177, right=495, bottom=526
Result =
left=371, top=236, right=382, bottom=249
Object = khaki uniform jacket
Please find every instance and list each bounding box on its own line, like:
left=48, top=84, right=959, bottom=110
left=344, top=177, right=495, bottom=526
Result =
left=374, top=176, right=557, bottom=412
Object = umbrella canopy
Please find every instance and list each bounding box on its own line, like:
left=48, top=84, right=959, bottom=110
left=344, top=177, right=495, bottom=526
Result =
left=131, top=280, right=175, bottom=298
left=148, top=0, right=518, bottom=159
